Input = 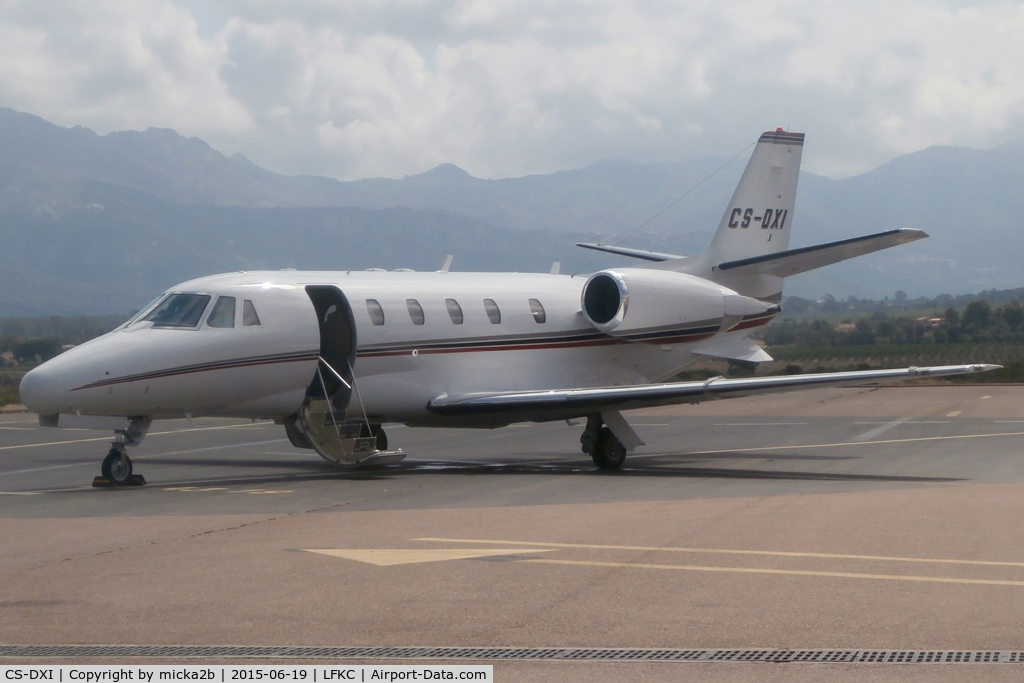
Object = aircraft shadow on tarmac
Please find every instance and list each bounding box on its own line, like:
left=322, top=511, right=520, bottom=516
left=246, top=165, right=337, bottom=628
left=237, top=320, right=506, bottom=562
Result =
left=135, top=452, right=965, bottom=487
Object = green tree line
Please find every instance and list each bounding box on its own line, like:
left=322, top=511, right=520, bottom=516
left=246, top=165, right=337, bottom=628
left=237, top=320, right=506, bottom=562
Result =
left=764, top=300, right=1024, bottom=347
left=0, top=314, right=127, bottom=366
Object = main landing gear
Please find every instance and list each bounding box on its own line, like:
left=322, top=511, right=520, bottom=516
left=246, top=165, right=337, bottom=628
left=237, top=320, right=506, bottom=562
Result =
left=93, top=417, right=151, bottom=487
left=580, top=415, right=627, bottom=470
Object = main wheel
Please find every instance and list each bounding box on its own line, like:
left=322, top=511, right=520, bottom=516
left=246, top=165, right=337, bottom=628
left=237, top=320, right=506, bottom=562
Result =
left=590, top=427, right=626, bottom=470
left=101, top=448, right=133, bottom=484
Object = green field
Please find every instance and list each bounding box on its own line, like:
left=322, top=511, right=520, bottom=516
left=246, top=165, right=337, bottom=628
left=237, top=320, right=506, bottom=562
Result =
left=0, top=370, right=23, bottom=407
left=766, top=342, right=1024, bottom=365
left=763, top=344, right=1024, bottom=382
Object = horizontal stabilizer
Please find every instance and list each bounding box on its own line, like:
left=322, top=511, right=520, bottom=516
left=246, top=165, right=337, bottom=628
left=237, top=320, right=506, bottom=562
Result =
left=717, top=229, right=927, bottom=278
left=576, top=243, right=684, bottom=262
left=428, top=364, right=999, bottom=419
left=690, top=336, right=773, bottom=363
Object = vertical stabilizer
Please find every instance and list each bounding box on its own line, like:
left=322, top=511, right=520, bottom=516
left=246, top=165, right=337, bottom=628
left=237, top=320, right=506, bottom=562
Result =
left=706, top=129, right=803, bottom=265
left=658, top=128, right=803, bottom=301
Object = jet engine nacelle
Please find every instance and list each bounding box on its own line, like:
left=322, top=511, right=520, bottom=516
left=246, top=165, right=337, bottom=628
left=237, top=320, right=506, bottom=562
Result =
left=580, top=269, right=772, bottom=337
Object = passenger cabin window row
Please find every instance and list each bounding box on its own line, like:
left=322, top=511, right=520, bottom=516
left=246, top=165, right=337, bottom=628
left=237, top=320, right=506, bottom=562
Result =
left=140, top=293, right=261, bottom=329
left=364, top=298, right=546, bottom=326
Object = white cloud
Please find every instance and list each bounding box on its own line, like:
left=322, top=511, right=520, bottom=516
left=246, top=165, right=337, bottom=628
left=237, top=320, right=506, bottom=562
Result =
left=0, top=0, right=251, bottom=137
left=2, top=0, right=1024, bottom=179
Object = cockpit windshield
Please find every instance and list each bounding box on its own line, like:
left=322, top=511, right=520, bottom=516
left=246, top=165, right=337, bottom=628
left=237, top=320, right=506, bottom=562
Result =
left=142, top=293, right=212, bottom=328
left=123, top=294, right=165, bottom=327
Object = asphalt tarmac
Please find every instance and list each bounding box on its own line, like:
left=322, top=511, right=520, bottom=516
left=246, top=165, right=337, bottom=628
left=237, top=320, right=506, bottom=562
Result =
left=3, top=385, right=1024, bottom=682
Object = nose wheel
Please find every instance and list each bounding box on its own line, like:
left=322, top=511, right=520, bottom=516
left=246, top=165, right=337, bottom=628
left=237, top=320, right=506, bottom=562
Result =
left=101, top=448, right=133, bottom=484
left=92, top=417, right=151, bottom=487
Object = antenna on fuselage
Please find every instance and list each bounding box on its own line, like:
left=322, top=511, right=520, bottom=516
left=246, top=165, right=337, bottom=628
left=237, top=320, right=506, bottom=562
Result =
left=438, top=255, right=454, bottom=272
left=550, top=262, right=561, bottom=274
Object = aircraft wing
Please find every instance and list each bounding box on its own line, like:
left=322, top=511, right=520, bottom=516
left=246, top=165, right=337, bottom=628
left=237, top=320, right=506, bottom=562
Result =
left=575, top=243, right=685, bottom=262
left=716, top=229, right=927, bottom=278
left=428, top=364, right=999, bottom=421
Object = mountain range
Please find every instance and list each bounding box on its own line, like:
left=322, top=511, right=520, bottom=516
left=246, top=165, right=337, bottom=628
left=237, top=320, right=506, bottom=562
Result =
left=1, top=106, right=1022, bottom=316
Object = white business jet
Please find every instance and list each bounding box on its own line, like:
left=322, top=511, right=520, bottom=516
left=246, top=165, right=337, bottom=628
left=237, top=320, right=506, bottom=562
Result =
left=19, top=129, right=997, bottom=484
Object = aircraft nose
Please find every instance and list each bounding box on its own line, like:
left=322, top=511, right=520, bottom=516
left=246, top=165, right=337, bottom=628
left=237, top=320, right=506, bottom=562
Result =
left=19, top=363, right=67, bottom=415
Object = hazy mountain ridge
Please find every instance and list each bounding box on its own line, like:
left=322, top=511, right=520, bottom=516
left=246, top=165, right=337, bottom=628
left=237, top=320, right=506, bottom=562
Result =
left=0, top=106, right=742, bottom=233
left=2, top=106, right=1024, bottom=315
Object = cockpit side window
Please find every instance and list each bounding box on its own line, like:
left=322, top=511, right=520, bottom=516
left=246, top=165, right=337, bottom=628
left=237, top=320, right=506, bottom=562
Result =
left=207, top=296, right=236, bottom=328
left=143, top=293, right=211, bottom=328
left=242, top=300, right=262, bottom=327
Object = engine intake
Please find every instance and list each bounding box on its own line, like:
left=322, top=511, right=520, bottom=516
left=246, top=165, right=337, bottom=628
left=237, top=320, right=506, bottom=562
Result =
left=582, top=272, right=628, bottom=327
left=580, top=268, right=773, bottom=338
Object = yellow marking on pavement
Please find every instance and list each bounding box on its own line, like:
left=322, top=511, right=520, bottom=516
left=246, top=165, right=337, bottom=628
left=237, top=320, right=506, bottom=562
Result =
left=161, top=486, right=291, bottom=494
left=303, top=548, right=553, bottom=567
left=165, top=486, right=228, bottom=492
left=521, top=558, right=1024, bottom=587
left=946, top=411, right=962, bottom=417
left=418, top=538, right=1024, bottom=568
left=982, top=395, right=992, bottom=400
left=714, top=422, right=807, bottom=426
left=0, top=422, right=265, bottom=451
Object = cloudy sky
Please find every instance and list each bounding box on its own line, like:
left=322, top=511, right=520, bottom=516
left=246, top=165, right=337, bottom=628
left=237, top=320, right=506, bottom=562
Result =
left=1, top=0, right=1023, bottom=180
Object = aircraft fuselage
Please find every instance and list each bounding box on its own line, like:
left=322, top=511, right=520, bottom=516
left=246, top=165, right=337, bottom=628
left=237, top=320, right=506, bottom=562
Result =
left=22, top=269, right=768, bottom=426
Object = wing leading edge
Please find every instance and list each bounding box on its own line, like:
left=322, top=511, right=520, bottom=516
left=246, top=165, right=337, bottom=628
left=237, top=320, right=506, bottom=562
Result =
left=716, top=228, right=927, bottom=278
left=428, top=364, right=1000, bottom=421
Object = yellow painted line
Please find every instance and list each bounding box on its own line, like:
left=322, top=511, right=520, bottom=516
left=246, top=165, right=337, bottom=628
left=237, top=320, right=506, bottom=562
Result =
left=946, top=411, right=962, bottom=417
left=417, top=538, right=1024, bottom=568
left=304, top=548, right=554, bottom=567
left=0, top=422, right=265, bottom=451
left=165, top=487, right=228, bottom=492
left=521, top=558, right=1024, bottom=587
left=713, top=422, right=807, bottom=426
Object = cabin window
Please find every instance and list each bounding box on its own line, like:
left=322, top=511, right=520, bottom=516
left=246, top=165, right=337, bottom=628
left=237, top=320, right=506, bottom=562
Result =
left=143, top=293, right=211, bottom=328
left=207, top=296, right=236, bottom=328
left=242, top=300, right=261, bottom=327
left=407, top=299, right=425, bottom=325
left=445, top=298, right=464, bottom=325
left=484, top=299, right=501, bottom=324
left=366, top=299, right=385, bottom=326
left=529, top=298, right=546, bottom=324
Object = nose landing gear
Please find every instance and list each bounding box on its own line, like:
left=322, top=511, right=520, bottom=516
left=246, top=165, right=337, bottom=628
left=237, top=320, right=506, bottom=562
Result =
left=101, top=446, right=133, bottom=483
left=93, top=417, right=151, bottom=487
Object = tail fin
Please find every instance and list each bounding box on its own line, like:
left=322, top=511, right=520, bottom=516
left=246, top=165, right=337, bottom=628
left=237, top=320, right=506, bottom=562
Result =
left=656, top=128, right=804, bottom=301
left=706, top=128, right=803, bottom=265
left=626, top=129, right=925, bottom=303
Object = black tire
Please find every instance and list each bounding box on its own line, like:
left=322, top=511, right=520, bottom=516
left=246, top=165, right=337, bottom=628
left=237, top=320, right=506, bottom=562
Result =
left=371, top=425, right=388, bottom=451
left=359, top=424, right=388, bottom=451
left=590, top=427, right=626, bottom=470
left=101, top=449, right=133, bottom=484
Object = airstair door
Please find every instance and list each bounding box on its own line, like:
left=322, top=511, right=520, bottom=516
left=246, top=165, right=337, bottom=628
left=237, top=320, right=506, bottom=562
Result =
left=296, top=285, right=375, bottom=463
